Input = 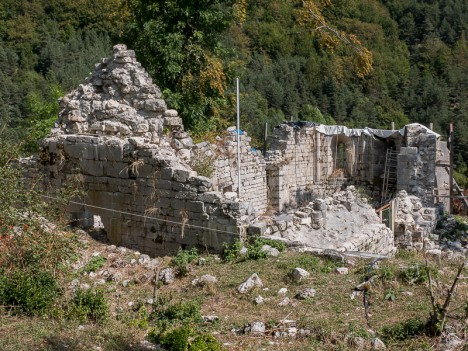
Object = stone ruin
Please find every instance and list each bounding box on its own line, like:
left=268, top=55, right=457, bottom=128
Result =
left=21, top=44, right=452, bottom=257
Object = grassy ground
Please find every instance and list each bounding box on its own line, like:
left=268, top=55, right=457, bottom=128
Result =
left=0, top=230, right=467, bottom=351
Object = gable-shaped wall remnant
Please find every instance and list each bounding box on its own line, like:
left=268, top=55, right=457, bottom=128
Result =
left=23, top=45, right=268, bottom=255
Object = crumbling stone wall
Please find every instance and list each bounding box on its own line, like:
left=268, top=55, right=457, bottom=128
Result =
left=192, top=129, right=267, bottom=214
left=397, top=123, right=450, bottom=208
left=24, top=45, right=265, bottom=255
left=21, top=44, right=451, bottom=256
left=393, top=190, right=437, bottom=250
left=265, top=123, right=387, bottom=211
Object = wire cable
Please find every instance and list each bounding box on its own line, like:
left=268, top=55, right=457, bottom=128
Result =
left=40, top=194, right=240, bottom=235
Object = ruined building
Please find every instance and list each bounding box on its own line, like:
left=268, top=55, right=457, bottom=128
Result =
left=21, top=45, right=451, bottom=256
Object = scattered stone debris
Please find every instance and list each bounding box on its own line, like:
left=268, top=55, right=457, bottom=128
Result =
left=238, top=273, right=263, bottom=294
left=254, top=295, right=265, bottom=305
left=192, top=274, right=218, bottom=286
left=261, top=244, right=280, bottom=257
left=295, top=287, right=316, bottom=300
left=277, top=287, right=288, bottom=295
left=158, top=268, right=175, bottom=285
left=291, top=268, right=310, bottom=282
left=245, top=321, right=266, bottom=335
left=335, top=267, right=349, bottom=275
left=202, top=315, right=219, bottom=324
left=371, top=337, right=386, bottom=350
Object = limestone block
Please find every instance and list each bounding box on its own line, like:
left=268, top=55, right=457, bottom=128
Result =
left=80, top=159, right=104, bottom=177
left=189, top=176, right=212, bottom=188
left=164, top=109, right=178, bottom=117
left=174, top=191, right=198, bottom=200
left=133, top=164, right=154, bottom=178
left=160, top=167, right=174, bottom=180
left=198, top=192, right=223, bottom=204
left=164, top=116, right=182, bottom=127
left=171, top=139, right=183, bottom=150
left=173, top=168, right=193, bottom=182
left=104, top=162, right=128, bottom=178
left=157, top=180, right=173, bottom=190
left=64, top=142, right=98, bottom=160
left=186, top=201, right=205, bottom=213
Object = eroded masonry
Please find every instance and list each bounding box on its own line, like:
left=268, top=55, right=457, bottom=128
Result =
left=22, top=45, right=452, bottom=256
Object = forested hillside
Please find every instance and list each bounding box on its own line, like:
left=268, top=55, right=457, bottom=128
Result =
left=0, top=0, right=467, bottom=179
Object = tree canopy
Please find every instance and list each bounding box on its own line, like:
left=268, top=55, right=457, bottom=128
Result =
left=0, top=0, right=466, bottom=177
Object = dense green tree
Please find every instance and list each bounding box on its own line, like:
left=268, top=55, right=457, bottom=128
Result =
left=124, top=0, right=236, bottom=130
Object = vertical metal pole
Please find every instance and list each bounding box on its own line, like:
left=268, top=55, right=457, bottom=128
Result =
left=391, top=121, right=395, bottom=130
left=236, top=78, right=241, bottom=199
left=429, top=122, right=433, bottom=131
left=262, top=122, right=268, bottom=157
left=449, top=122, right=454, bottom=214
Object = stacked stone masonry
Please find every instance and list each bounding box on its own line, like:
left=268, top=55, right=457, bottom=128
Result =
left=21, top=45, right=451, bottom=256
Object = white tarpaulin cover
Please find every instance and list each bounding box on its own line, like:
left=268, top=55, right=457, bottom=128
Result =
left=292, top=122, right=440, bottom=139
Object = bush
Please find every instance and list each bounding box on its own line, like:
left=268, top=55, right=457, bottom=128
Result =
left=190, top=150, right=215, bottom=178
left=0, top=270, right=60, bottom=315
left=377, top=263, right=398, bottom=282
left=171, top=248, right=199, bottom=276
left=79, top=255, right=106, bottom=274
left=148, top=326, right=226, bottom=351
left=159, top=326, right=192, bottom=351
left=399, top=264, right=438, bottom=285
left=151, top=299, right=202, bottom=326
left=191, top=334, right=226, bottom=351
left=69, top=288, right=108, bottom=323
left=380, top=318, right=425, bottom=341
left=222, top=239, right=244, bottom=262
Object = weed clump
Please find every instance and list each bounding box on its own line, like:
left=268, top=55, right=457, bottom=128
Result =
left=149, top=326, right=226, bottom=351
left=0, top=270, right=60, bottom=315
left=148, top=297, right=224, bottom=351
left=379, top=317, right=426, bottom=341
left=171, top=248, right=199, bottom=276
left=399, top=264, right=438, bottom=285
left=223, top=237, right=286, bottom=262
left=79, top=255, right=107, bottom=274
left=69, top=288, right=108, bottom=323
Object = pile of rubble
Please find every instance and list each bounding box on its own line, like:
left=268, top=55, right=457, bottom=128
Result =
left=256, top=186, right=396, bottom=256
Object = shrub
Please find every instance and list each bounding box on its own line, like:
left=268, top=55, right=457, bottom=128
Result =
left=399, top=264, right=438, bottom=285
left=190, top=150, right=215, bottom=178
left=171, top=248, right=199, bottom=276
left=148, top=326, right=226, bottom=351
left=191, top=334, right=226, bottom=351
left=159, top=326, right=192, bottom=351
left=222, top=239, right=244, bottom=262
left=151, top=299, right=202, bottom=326
left=79, top=255, right=106, bottom=274
left=0, top=270, right=60, bottom=315
left=377, top=262, right=398, bottom=282
left=380, top=318, right=425, bottom=341
left=69, top=288, right=108, bottom=323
